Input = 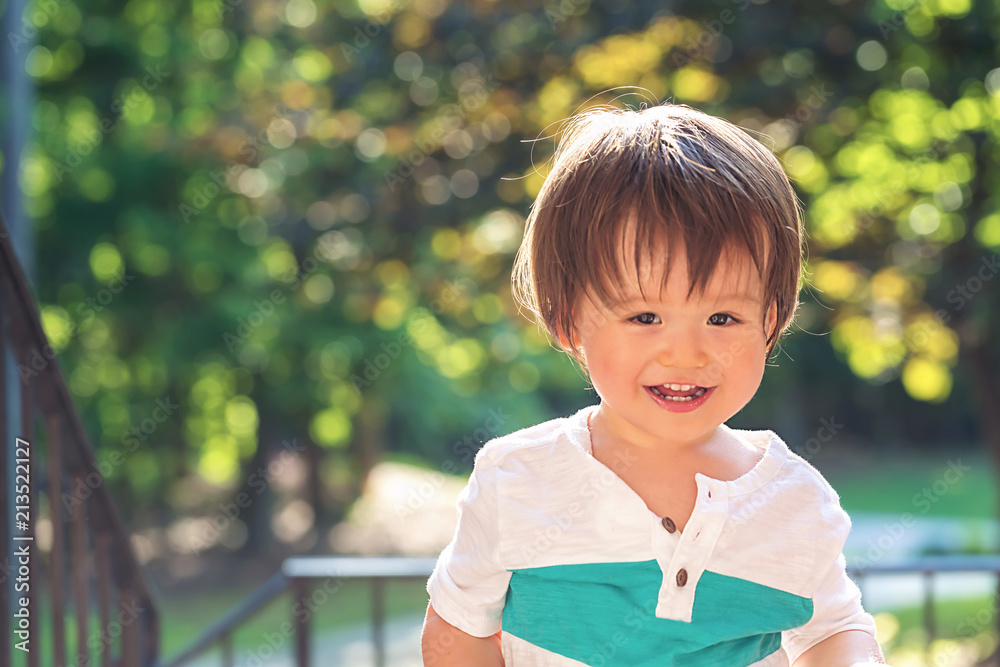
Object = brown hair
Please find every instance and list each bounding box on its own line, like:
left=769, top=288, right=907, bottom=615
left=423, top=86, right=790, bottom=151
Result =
left=511, top=102, right=804, bottom=365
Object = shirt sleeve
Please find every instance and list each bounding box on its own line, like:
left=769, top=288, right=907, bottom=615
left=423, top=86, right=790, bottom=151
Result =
left=426, top=447, right=511, bottom=638
left=781, top=505, right=878, bottom=664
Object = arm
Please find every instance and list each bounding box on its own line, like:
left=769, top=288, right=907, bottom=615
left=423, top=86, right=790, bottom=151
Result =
left=791, top=629, right=885, bottom=667
left=424, top=447, right=510, bottom=663
left=422, top=602, right=504, bottom=667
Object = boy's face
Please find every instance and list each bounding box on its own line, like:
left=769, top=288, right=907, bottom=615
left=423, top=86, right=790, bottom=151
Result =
left=572, top=237, right=778, bottom=453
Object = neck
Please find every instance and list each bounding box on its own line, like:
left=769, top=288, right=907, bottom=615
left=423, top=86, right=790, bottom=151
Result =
left=590, top=403, right=727, bottom=463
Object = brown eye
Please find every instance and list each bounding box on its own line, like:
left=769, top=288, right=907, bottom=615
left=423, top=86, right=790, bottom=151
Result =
left=631, top=312, right=660, bottom=325
left=709, top=313, right=738, bottom=326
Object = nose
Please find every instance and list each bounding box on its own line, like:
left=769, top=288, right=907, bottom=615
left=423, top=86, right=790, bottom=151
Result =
left=655, top=322, right=709, bottom=370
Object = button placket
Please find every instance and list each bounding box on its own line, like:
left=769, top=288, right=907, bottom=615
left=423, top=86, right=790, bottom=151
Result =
left=654, top=477, right=729, bottom=622
left=651, top=511, right=678, bottom=581
left=649, top=506, right=681, bottom=623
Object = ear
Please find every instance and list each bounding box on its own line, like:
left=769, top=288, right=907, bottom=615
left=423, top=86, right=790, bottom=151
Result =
left=557, top=328, right=588, bottom=368
left=764, top=301, right=779, bottom=340
left=554, top=324, right=576, bottom=351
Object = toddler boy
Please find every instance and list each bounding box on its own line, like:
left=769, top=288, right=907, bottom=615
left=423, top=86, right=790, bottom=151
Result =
left=422, top=102, right=886, bottom=667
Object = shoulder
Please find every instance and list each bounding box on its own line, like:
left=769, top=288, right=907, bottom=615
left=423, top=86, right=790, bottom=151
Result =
left=769, top=431, right=854, bottom=542
left=744, top=428, right=844, bottom=503
left=474, top=411, right=580, bottom=470
left=720, top=430, right=854, bottom=591
left=780, top=436, right=842, bottom=498
left=730, top=428, right=851, bottom=531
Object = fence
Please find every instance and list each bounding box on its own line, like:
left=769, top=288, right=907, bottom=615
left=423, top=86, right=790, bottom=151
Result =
left=162, top=554, right=1000, bottom=667
left=1, top=212, right=159, bottom=667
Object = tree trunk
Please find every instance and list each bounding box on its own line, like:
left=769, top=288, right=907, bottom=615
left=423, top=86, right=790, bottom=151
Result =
left=237, top=393, right=274, bottom=557
left=306, top=438, right=324, bottom=526
left=355, top=398, right=384, bottom=496
left=967, top=341, right=1000, bottom=485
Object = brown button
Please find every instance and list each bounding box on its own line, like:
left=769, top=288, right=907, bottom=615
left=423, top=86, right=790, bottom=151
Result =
left=661, top=516, right=676, bottom=533
left=676, top=568, right=688, bottom=587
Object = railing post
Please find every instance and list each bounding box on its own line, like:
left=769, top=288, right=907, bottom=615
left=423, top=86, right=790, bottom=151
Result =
left=996, top=574, right=1000, bottom=651
left=372, top=577, right=385, bottom=667
left=923, top=569, right=935, bottom=654
left=993, top=570, right=1000, bottom=652
left=147, top=594, right=160, bottom=666
left=121, top=586, right=141, bottom=666
left=47, top=411, right=66, bottom=667
left=221, top=633, right=233, bottom=667
left=96, top=533, right=113, bottom=667
left=71, top=472, right=90, bottom=667
left=293, top=577, right=310, bottom=667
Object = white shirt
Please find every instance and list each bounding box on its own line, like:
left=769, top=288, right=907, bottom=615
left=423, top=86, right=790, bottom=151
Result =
left=427, top=404, right=877, bottom=666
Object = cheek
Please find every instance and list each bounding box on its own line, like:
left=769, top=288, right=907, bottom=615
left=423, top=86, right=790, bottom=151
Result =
left=744, top=356, right=766, bottom=387
left=583, top=342, right=632, bottom=385
left=731, top=342, right=766, bottom=387
left=706, top=336, right=765, bottom=384
left=589, top=353, right=622, bottom=383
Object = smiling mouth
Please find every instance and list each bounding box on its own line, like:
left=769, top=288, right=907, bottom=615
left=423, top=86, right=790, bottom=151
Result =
left=648, top=384, right=710, bottom=402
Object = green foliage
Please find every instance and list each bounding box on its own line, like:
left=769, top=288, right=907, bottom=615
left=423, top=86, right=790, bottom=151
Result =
left=8, top=0, right=999, bottom=549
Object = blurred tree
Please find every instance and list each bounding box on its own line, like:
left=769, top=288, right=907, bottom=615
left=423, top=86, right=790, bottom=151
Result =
left=6, top=0, right=997, bottom=560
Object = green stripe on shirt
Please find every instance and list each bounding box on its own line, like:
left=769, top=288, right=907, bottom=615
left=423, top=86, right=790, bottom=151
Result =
left=502, top=560, right=812, bottom=666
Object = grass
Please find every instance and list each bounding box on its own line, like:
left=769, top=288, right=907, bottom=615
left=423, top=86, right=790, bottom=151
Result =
left=877, top=593, right=1000, bottom=665
left=822, top=449, right=996, bottom=521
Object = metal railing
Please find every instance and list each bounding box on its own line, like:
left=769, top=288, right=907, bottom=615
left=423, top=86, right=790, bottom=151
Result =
left=159, top=556, right=438, bottom=667
left=849, top=554, right=1000, bottom=653
left=162, top=554, right=1000, bottom=666
left=1, top=212, right=159, bottom=666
